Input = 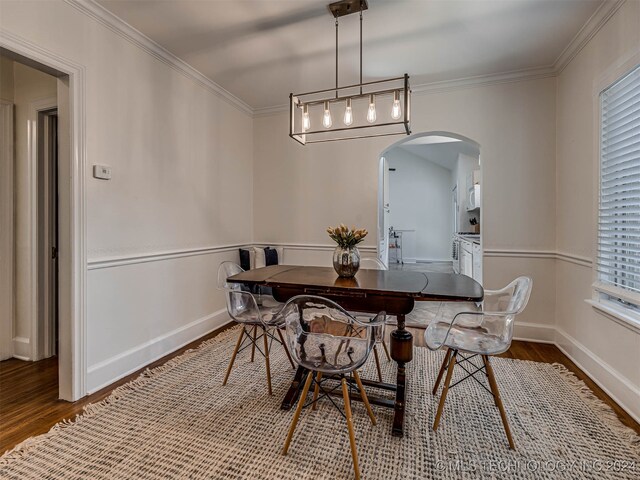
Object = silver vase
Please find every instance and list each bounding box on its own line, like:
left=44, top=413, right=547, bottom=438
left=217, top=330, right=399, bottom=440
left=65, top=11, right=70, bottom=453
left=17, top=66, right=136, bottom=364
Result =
left=332, top=246, right=360, bottom=278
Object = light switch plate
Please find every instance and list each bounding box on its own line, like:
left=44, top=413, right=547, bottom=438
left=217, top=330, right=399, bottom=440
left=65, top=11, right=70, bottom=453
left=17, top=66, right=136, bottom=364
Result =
left=93, top=165, right=112, bottom=180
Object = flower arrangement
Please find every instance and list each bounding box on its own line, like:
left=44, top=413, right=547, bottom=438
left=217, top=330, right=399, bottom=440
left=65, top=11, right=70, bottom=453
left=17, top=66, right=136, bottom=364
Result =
left=327, top=224, right=368, bottom=248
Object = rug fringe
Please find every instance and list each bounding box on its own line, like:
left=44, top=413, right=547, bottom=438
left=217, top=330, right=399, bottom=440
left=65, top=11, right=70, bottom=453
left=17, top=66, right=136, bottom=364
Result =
left=0, top=326, right=240, bottom=463
left=550, top=363, right=640, bottom=453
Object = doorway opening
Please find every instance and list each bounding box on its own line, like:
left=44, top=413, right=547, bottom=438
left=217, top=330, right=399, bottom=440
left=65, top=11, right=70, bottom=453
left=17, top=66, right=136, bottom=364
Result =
left=0, top=48, right=75, bottom=406
left=377, top=132, right=482, bottom=282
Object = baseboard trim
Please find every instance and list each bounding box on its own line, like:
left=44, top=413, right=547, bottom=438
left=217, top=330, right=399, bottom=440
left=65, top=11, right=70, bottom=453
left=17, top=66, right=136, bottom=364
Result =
left=12, top=336, right=30, bottom=361
left=555, top=327, right=640, bottom=424
left=86, top=308, right=231, bottom=393
left=404, top=258, right=454, bottom=264
left=513, top=322, right=556, bottom=343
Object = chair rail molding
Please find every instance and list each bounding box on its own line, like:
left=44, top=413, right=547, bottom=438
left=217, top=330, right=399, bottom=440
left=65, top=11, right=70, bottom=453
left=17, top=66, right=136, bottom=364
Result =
left=0, top=28, right=88, bottom=401
left=88, top=242, right=378, bottom=270
left=88, top=243, right=254, bottom=270
left=484, top=248, right=592, bottom=268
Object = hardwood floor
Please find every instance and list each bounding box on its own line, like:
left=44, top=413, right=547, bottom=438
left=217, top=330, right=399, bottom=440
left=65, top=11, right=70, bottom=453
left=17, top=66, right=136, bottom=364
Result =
left=0, top=323, right=235, bottom=454
left=1, top=324, right=638, bottom=454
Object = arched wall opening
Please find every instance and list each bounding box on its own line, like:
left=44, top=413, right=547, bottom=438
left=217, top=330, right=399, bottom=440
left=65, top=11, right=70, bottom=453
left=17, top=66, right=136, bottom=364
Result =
left=378, top=131, right=482, bottom=282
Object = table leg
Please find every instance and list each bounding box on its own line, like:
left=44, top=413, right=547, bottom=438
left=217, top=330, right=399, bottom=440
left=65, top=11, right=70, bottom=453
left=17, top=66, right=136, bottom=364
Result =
left=390, top=313, right=413, bottom=437
left=280, top=365, right=308, bottom=410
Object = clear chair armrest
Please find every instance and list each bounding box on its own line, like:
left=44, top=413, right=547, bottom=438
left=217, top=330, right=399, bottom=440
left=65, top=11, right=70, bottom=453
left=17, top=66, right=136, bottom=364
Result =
left=352, top=312, right=386, bottom=327
left=425, top=311, right=483, bottom=351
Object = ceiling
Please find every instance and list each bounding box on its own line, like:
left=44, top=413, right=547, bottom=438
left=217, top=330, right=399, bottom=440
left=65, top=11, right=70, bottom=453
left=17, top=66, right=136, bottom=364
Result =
left=97, top=0, right=603, bottom=110
left=397, top=140, right=479, bottom=171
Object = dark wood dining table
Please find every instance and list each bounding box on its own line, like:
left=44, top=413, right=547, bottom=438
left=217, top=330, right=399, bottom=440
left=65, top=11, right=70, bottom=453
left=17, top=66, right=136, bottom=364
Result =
left=226, top=264, right=483, bottom=437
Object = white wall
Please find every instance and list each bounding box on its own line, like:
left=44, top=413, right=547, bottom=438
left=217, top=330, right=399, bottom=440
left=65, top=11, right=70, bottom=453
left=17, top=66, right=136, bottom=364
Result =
left=0, top=0, right=252, bottom=392
left=10, top=61, right=58, bottom=360
left=555, top=0, right=640, bottom=421
left=254, top=76, right=557, bottom=339
left=386, top=148, right=453, bottom=262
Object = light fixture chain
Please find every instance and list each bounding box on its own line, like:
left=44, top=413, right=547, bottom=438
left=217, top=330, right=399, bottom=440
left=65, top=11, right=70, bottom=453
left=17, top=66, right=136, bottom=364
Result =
left=335, top=18, right=339, bottom=98
left=359, top=6, right=363, bottom=95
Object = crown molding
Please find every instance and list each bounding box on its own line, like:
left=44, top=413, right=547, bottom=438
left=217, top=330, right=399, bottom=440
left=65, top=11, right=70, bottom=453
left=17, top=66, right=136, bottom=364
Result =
left=253, top=103, right=290, bottom=118
left=66, top=0, right=625, bottom=117
left=553, top=0, right=627, bottom=74
left=252, top=65, right=558, bottom=117
left=251, top=1, right=625, bottom=115
left=63, top=0, right=253, bottom=116
left=411, top=65, right=557, bottom=96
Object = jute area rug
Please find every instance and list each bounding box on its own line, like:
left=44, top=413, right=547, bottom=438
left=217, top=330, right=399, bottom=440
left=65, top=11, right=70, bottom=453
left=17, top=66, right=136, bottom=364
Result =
left=1, top=326, right=638, bottom=479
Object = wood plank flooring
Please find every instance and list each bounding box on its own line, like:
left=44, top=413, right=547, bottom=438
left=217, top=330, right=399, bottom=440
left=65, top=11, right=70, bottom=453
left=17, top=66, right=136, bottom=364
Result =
left=1, top=324, right=638, bottom=455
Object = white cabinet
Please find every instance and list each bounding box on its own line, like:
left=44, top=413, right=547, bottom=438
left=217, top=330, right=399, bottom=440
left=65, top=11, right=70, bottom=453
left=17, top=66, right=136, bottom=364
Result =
left=472, top=242, right=482, bottom=284
left=460, top=240, right=473, bottom=277
left=458, top=237, right=482, bottom=284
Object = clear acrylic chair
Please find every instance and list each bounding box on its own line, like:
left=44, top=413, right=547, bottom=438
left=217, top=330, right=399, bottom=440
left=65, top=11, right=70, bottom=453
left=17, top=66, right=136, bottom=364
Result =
left=217, top=261, right=295, bottom=395
left=424, top=276, right=533, bottom=449
left=279, top=295, right=386, bottom=480
left=353, top=258, right=391, bottom=382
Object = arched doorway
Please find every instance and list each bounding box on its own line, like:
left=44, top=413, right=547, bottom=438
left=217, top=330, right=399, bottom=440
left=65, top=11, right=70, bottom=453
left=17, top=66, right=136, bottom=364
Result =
left=378, top=132, right=482, bottom=282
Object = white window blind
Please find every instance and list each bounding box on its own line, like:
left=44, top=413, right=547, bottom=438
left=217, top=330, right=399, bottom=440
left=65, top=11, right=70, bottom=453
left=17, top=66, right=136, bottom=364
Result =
left=598, top=64, right=640, bottom=298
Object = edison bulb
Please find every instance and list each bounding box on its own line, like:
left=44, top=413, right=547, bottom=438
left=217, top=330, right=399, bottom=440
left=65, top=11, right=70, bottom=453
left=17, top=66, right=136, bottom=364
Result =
left=343, top=98, right=353, bottom=126
left=322, top=101, right=332, bottom=128
left=391, top=91, right=402, bottom=120
left=367, top=94, right=377, bottom=123
left=302, top=104, right=310, bottom=131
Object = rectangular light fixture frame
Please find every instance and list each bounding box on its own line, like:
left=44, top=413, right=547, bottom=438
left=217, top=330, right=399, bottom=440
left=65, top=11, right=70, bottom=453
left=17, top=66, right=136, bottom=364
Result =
left=289, top=74, right=411, bottom=145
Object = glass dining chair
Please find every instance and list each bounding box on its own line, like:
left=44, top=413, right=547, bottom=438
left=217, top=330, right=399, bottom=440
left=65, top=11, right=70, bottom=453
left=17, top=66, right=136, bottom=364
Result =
left=217, top=261, right=295, bottom=395
left=424, top=276, right=533, bottom=450
left=353, top=257, right=391, bottom=382
left=279, top=295, right=386, bottom=480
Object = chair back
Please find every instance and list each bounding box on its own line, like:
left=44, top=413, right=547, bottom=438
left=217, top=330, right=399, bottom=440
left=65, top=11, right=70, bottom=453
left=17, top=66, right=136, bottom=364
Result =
left=217, top=261, right=261, bottom=324
left=485, top=276, right=533, bottom=316
left=359, top=258, right=387, bottom=270
left=487, top=276, right=532, bottom=348
left=280, top=295, right=385, bottom=374
left=425, top=276, right=532, bottom=354
left=217, top=261, right=244, bottom=290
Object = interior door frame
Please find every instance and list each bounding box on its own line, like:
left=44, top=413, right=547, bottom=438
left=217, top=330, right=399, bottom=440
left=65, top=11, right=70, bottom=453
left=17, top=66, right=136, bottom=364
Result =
left=0, top=100, right=14, bottom=361
left=28, top=97, right=57, bottom=362
left=1, top=31, right=87, bottom=401
left=36, top=106, right=59, bottom=360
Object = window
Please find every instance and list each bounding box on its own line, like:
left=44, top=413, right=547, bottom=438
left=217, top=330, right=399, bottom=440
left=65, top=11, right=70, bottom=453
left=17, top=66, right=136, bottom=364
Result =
left=597, top=64, right=640, bottom=309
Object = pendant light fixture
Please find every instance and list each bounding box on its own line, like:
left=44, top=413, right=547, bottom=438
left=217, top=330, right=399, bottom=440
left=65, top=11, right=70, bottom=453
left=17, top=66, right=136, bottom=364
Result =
left=289, top=0, right=411, bottom=145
